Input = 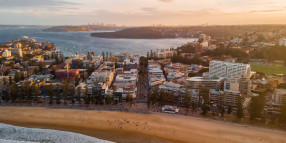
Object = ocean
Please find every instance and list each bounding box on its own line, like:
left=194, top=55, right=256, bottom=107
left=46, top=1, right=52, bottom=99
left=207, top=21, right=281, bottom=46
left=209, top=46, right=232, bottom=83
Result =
left=0, top=123, right=113, bottom=143
left=0, top=26, right=197, bottom=56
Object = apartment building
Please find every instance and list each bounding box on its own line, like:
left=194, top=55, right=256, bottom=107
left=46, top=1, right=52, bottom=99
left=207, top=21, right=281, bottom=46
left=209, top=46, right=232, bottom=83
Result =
left=209, top=89, right=241, bottom=107
left=279, top=38, right=286, bottom=46
left=272, top=88, right=286, bottom=105
left=148, top=61, right=166, bottom=87
left=186, top=76, right=224, bottom=90
left=209, top=60, right=251, bottom=78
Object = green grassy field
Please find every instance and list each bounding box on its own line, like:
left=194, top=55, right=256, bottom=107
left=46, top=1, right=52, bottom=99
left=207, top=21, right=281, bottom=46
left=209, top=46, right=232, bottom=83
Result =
left=251, top=65, right=286, bottom=75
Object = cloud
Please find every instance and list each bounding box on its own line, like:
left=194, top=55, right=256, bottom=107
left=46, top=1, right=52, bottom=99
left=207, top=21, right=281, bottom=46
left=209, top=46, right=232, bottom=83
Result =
left=248, top=1, right=286, bottom=6
left=158, top=0, right=172, bottom=3
left=141, top=7, right=157, bottom=13
left=32, top=10, right=41, bottom=16
left=250, top=9, right=285, bottom=13
left=0, top=0, right=79, bottom=8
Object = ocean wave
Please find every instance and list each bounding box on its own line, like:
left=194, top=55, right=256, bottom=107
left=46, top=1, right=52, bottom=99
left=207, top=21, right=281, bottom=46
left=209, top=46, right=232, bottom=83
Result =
left=0, top=123, right=113, bottom=143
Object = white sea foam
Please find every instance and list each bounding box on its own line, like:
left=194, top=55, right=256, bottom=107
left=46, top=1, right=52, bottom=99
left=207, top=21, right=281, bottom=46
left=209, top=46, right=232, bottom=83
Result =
left=0, top=123, right=113, bottom=143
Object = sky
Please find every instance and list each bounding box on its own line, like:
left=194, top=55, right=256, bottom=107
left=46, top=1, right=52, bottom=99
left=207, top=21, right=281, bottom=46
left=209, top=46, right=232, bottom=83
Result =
left=0, top=0, right=286, bottom=26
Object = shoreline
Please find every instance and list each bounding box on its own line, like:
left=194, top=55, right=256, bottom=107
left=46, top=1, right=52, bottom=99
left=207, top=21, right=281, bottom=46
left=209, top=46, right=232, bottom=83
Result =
left=0, top=107, right=286, bottom=143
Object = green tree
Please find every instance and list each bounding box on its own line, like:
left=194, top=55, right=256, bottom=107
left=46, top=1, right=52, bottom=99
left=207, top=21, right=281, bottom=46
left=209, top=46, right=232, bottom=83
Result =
left=248, top=94, right=266, bottom=121
left=126, top=93, right=133, bottom=107
left=202, top=103, right=209, bottom=115
left=191, top=102, right=197, bottom=112
left=15, top=72, right=21, bottom=82
left=159, top=89, right=167, bottom=105
left=63, top=80, right=69, bottom=105
left=48, top=83, right=54, bottom=105
left=220, top=106, right=225, bottom=117
left=236, top=96, right=244, bottom=119
left=278, top=102, right=286, bottom=124
left=147, top=89, right=151, bottom=109
left=102, top=52, right=105, bottom=61
left=105, top=95, right=112, bottom=105
left=77, top=86, right=81, bottom=103
left=10, top=82, right=18, bottom=102
left=56, top=85, right=61, bottom=104
left=151, top=87, right=159, bottom=104
left=84, top=87, right=89, bottom=105
left=184, top=88, right=191, bottom=108
left=34, top=85, right=40, bottom=102
left=70, top=84, right=75, bottom=104
left=227, top=105, right=232, bottom=114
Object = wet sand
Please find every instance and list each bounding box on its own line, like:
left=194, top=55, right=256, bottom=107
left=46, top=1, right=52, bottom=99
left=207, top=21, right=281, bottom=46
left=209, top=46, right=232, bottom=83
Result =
left=0, top=107, right=285, bottom=143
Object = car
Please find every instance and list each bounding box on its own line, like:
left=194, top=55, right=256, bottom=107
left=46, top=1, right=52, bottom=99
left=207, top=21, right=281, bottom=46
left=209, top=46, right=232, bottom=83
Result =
left=36, top=99, right=45, bottom=103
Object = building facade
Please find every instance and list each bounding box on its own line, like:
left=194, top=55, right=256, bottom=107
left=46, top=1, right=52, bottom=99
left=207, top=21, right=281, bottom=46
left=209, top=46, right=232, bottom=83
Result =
left=209, top=60, right=251, bottom=78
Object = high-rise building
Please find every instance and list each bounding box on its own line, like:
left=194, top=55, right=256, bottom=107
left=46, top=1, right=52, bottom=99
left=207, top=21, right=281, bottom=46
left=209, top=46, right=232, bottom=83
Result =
left=209, top=60, right=251, bottom=78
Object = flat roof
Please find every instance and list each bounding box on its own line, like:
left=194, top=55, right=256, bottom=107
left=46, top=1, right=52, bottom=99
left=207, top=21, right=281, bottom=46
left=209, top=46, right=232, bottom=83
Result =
left=187, top=76, right=223, bottom=82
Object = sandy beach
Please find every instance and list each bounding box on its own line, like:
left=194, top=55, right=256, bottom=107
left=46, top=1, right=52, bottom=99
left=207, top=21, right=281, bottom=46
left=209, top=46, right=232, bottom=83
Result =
left=0, top=107, right=285, bottom=143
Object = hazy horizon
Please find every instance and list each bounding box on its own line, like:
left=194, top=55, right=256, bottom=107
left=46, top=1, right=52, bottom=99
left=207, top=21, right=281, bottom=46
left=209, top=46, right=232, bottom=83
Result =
left=1, top=0, right=286, bottom=26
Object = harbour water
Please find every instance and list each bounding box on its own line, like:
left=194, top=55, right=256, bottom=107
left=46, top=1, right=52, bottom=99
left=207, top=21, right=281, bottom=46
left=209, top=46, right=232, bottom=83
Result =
left=0, top=26, right=197, bottom=56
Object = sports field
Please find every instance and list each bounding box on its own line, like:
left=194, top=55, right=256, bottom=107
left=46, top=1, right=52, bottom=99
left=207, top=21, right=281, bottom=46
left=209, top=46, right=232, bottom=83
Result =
left=251, top=65, right=286, bottom=75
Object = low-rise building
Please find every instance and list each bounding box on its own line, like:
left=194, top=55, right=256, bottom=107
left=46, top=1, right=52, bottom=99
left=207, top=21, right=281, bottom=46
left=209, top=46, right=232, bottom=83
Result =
left=187, top=76, right=224, bottom=90
left=148, top=61, right=166, bottom=87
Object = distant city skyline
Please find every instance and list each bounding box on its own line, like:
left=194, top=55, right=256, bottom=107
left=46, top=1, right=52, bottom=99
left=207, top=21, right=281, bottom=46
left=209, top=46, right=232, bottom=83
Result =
left=1, top=0, right=286, bottom=26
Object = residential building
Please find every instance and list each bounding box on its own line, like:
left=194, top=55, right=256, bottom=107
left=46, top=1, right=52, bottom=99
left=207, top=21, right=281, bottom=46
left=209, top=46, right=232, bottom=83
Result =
left=187, top=76, right=224, bottom=90
left=148, top=61, right=166, bottom=87
left=75, top=83, right=87, bottom=98
left=239, top=76, right=252, bottom=98
left=93, top=82, right=108, bottom=98
left=279, top=38, right=286, bottom=46
left=209, top=89, right=241, bottom=107
left=88, top=71, right=114, bottom=87
left=14, top=43, right=22, bottom=49
left=9, top=48, right=23, bottom=57
left=55, top=69, right=79, bottom=80
left=209, top=60, right=251, bottom=78
left=3, top=50, right=12, bottom=57
left=272, top=88, right=286, bottom=104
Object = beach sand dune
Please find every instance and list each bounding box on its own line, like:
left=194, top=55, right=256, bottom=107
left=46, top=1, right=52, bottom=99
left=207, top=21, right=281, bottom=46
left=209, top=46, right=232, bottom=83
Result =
left=0, top=107, right=285, bottom=143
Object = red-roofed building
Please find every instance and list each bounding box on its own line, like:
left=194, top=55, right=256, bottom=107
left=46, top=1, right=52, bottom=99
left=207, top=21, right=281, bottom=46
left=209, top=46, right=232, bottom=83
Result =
left=55, top=69, right=79, bottom=80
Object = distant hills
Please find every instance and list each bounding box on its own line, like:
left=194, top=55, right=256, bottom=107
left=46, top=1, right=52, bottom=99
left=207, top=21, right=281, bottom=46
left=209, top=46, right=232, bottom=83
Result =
left=41, top=24, right=286, bottom=39
left=91, top=25, right=286, bottom=39
left=90, top=27, right=167, bottom=39
left=42, top=25, right=125, bottom=32
left=90, top=27, right=195, bottom=39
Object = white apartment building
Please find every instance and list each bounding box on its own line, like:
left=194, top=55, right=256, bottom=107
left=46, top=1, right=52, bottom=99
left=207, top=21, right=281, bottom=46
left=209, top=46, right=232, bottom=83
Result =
left=209, top=60, right=251, bottom=78
left=87, top=71, right=114, bottom=87
left=279, top=38, right=286, bottom=46
left=3, top=50, right=12, bottom=57
left=209, top=89, right=241, bottom=107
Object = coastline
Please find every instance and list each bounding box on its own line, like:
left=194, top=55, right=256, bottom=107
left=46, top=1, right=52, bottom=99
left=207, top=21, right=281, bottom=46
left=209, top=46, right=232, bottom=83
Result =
left=0, top=107, right=285, bottom=143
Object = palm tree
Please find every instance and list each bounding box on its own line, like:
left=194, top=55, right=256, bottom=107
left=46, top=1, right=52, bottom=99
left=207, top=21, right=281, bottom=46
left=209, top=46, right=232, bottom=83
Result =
left=63, top=80, right=69, bottom=105
left=56, top=85, right=61, bottom=104
left=77, top=86, right=81, bottom=104
left=48, top=83, right=54, bottom=105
